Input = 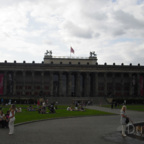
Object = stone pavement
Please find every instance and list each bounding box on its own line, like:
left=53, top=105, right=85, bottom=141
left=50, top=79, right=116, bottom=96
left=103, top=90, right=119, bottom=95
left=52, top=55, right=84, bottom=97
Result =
left=0, top=106, right=144, bottom=144
left=86, top=105, right=144, bottom=122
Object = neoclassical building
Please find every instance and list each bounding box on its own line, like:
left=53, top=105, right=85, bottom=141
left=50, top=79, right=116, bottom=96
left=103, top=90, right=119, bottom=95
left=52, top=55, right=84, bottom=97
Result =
left=0, top=52, right=144, bottom=103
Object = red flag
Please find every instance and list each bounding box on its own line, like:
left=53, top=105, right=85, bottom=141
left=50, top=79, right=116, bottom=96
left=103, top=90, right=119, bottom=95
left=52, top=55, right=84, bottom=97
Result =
left=70, top=47, right=74, bottom=54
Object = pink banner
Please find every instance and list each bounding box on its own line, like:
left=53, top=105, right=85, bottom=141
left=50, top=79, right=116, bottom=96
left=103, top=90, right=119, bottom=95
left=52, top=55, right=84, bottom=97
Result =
left=0, top=74, right=4, bottom=95
left=140, top=76, right=144, bottom=96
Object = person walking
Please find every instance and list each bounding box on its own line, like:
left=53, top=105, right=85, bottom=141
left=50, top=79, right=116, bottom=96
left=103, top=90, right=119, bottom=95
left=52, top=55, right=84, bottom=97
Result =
left=120, top=105, right=129, bottom=137
left=9, top=104, right=16, bottom=135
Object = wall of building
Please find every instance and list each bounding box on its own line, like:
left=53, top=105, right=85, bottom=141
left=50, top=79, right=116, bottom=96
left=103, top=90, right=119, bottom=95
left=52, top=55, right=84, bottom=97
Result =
left=0, top=61, right=144, bottom=101
left=44, top=56, right=97, bottom=65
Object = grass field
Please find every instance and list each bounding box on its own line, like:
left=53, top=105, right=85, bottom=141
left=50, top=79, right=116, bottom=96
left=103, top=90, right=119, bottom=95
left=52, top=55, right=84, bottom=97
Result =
left=102, top=104, right=144, bottom=111
left=0, top=105, right=113, bottom=124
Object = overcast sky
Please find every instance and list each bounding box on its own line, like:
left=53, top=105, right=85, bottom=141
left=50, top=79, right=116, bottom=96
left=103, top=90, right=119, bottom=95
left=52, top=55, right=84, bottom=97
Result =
left=0, top=0, right=144, bottom=65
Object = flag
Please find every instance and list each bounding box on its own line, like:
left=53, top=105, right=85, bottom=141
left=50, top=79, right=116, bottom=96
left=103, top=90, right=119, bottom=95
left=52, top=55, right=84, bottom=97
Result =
left=70, top=47, right=74, bottom=54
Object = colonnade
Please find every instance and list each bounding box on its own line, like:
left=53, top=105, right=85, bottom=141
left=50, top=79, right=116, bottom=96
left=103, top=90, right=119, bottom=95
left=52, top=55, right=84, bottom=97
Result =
left=2, top=71, right=142, bottom=97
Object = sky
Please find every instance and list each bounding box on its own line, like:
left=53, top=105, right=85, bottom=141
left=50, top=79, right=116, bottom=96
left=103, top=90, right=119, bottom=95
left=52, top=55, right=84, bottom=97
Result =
left=0, top=0, right=144, bottom=65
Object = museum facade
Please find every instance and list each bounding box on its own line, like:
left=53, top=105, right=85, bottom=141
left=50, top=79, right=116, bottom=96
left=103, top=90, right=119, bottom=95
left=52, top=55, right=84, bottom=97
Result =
left=0, top=52, right=144, bottom=103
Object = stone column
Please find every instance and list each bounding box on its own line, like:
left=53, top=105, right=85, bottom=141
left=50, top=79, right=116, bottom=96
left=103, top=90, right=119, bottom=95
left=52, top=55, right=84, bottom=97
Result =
left=89, top=73, right=94, bottom=97
left=41, top=72, right=44, bottom=93
left=91, top=73, right=95, bottom=97
left=84, top=73, right=90, bottom=97
left=137, top=73, right=140, bottom=97
left=4, top=71, right=7, bottom=95
left=32, top=71, right=35, bottom=96
left=129, top=73, right=133, bottom=97
left=13, top=71, right=16, bottom=96
left=112, top=73, right=115, bottom=97
left=67, top=72, right=72, bottom=97
left=104, top=73, right=107, bottom=97
left=121, top=73, right=124, bottom=97
left=91, top=73, right=96, bottom=97
left=22, top=71, right=26, bottom=96
left=95, top=73, right=98, bottom=97
left=49, top=72, right=53, bottom=97
left=75, top=72, right=81, bottom=97
left=58, top=72, right=63, bottom=97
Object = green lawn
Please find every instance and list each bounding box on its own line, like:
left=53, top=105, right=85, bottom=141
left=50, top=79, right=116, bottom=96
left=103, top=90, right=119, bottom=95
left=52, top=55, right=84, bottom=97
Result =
left=102, top=104, right=144, bottom=111
left=0, top=105, right=113, bottom=124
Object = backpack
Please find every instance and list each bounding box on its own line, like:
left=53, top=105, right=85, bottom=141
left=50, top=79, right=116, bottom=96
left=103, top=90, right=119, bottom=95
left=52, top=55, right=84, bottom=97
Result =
left=126, top=117, right=129, bottom=124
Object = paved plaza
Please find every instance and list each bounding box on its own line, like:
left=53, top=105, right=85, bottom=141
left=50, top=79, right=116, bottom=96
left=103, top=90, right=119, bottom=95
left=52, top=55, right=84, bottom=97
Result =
left=0, top=106, right=144, bottom=144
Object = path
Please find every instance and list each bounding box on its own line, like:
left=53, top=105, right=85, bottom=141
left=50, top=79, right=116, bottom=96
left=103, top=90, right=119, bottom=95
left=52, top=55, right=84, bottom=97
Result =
left=0, top=106, right=144, bottom=144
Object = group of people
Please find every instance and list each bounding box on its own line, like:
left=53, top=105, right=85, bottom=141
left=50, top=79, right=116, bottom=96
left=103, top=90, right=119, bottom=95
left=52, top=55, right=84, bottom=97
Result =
left=0, top=110, right=9, bottom=128
left=67, top=102, right=85, bottom=112
left=48, top=103, right=56, bottom=113
left=16, top=107, right=22, bottom=113
left=67, top=106, right=85, bottom=111
left=111, top=101, right=119, bottom=109
left=38, top=102, right=46, bottom=114
left=0, top=104, right=16, bottom=135
left=37, top=101, right=56, bottom=114
left=27, top=105, right=35, bottom=111
left=0, top=100, right=137, bottom=137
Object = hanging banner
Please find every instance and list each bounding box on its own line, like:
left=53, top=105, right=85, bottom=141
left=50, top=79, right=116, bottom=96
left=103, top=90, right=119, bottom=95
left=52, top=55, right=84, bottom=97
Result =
left=0, top=74, right=4, bottom=95
left=140, top=76, right=144, bottom=96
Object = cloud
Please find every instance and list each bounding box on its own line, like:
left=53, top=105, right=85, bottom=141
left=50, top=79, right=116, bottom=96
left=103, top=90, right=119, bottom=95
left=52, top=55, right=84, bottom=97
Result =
left=62, top=21, right=93, bottom=39
left=114, top=10, right=144, bottom=29
left=0, top=0, right=38, bottom=7
left=112, top=30, right=126, bottom=36
left=0, top=0, right=144, bottom=65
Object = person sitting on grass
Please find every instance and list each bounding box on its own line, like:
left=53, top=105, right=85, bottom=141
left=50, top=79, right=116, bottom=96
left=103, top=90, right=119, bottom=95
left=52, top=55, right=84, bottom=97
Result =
left=0, top=110, right=5, bottom=128
left=27, top=105, right=34, bottom=111
left=38, top=107, right=42, bottom=114
left=78, top=105, right=85, bottom=111
left=2, top=115, right=8, bottom=128
left=48, top=103, right=56, bottom=113
left=5, top=111, right=10, bottom=128
left=0, top=110, right=9, bottom=128
left=75, top=102, right=79, bottom=111
left=38, top=106, right=46, bottom=114
left=41, top=106, right=46, bottom=114
left=67, top=106, right=73, bottom=111
left=17, top=107, right=22, bottom=112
